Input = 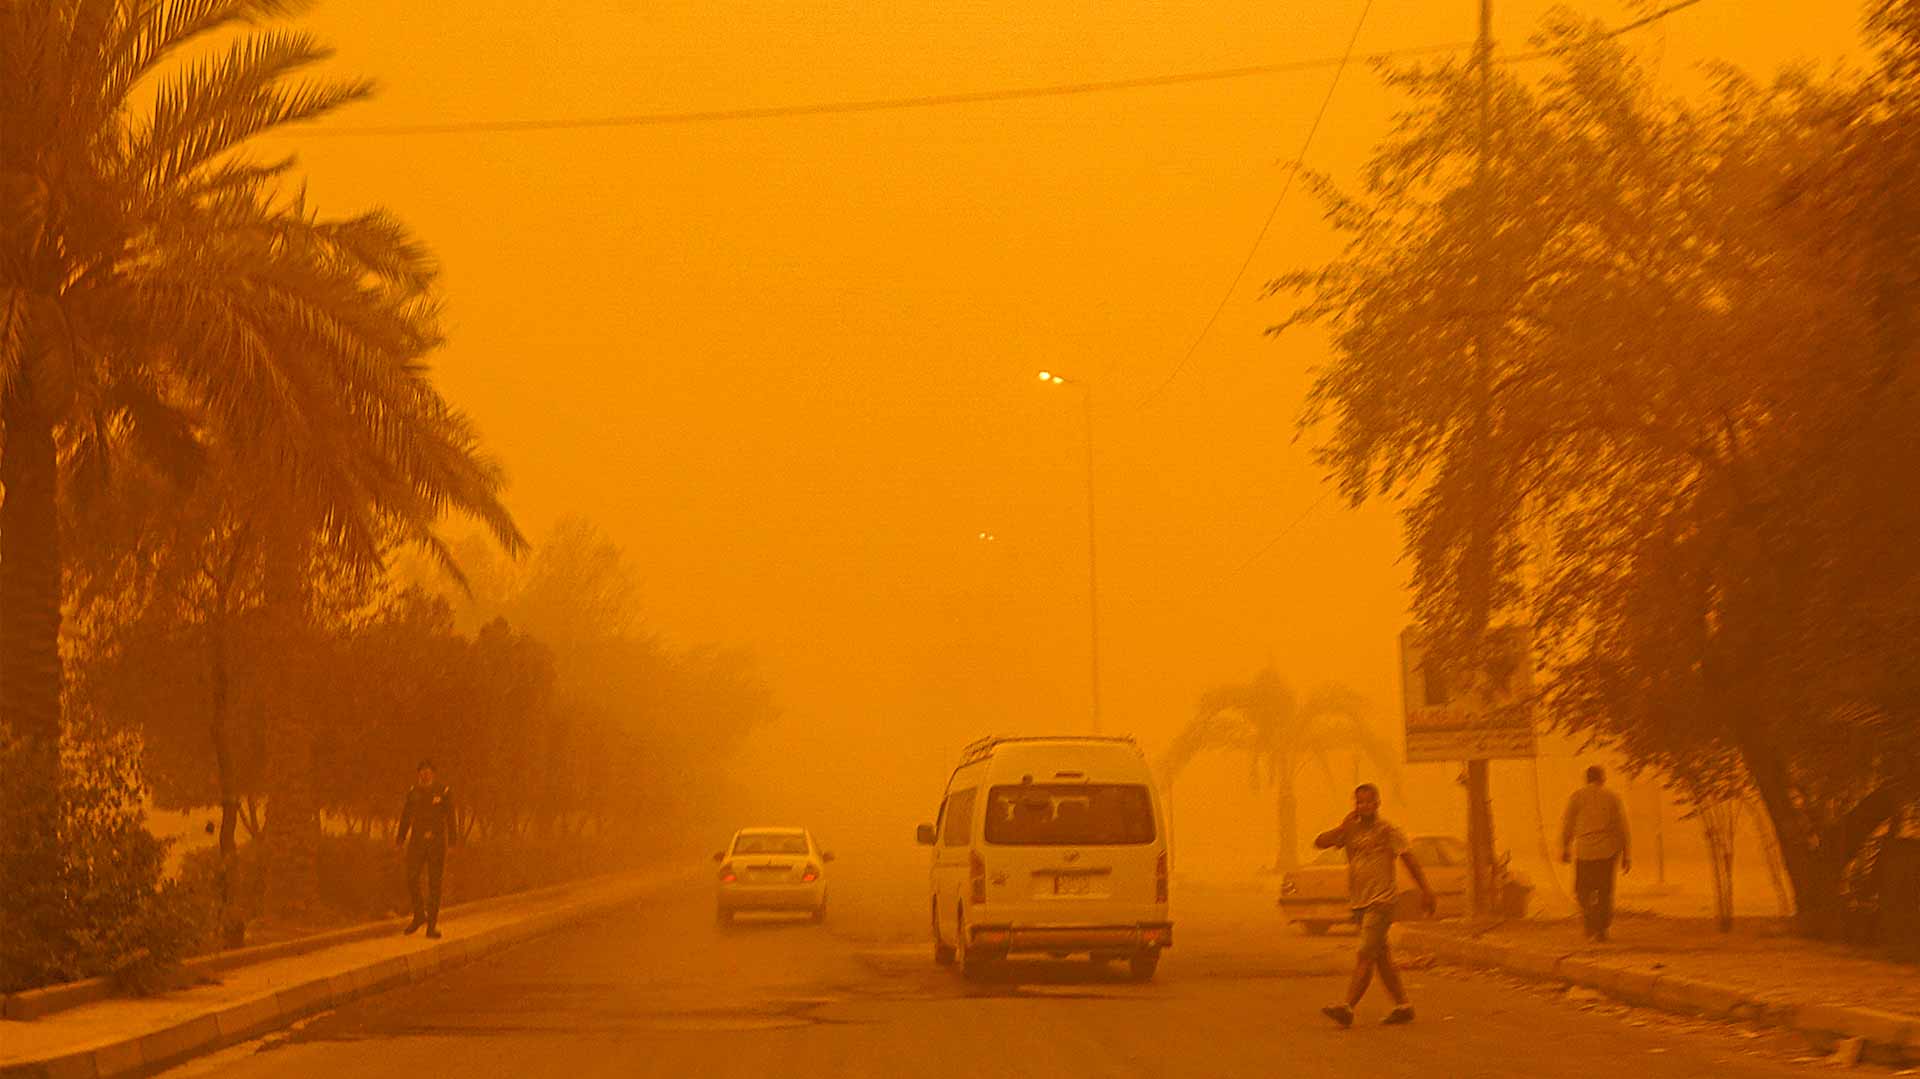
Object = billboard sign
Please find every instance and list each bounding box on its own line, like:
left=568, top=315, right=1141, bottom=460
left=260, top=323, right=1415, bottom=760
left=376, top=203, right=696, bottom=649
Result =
left=1400, top=625, right=1537, bottom=763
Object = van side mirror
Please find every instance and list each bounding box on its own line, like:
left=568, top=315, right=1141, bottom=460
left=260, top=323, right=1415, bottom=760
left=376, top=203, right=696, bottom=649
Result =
left=916, top=823, right=937, bottom=846
left=711, top=851, right=725, bottom=863
left=822, top=851, right=836, bottom=863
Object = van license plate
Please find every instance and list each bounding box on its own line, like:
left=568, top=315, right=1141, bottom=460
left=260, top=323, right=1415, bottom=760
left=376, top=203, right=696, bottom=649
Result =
left=1054, top=875, right=1091, bottom=896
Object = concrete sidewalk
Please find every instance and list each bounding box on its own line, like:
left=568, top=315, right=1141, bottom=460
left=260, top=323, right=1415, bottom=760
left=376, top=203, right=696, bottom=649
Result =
left=0, top=869, right=688, bottom=1079
left=1397, top=916, right=1920, bottom=1067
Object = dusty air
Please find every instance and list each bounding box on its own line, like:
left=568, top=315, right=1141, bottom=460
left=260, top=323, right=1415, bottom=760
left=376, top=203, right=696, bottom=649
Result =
left=2, top=1, right=1917, bottom=1077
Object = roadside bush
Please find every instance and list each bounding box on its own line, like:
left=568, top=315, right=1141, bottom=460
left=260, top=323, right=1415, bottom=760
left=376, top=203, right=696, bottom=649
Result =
left=0, top=727, right=215, bottom=994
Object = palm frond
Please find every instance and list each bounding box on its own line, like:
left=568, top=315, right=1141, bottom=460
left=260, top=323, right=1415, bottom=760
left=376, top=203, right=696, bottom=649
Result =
left=132, top=31, right=370, bottom=187
left=103, top=0, right=314, bottom=109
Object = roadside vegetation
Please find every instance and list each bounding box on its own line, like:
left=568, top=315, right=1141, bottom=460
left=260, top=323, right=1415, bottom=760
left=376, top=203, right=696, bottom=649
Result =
left=1282, top=1, right=1920, bottom=942
left=0, top=3, right=770, bottom=993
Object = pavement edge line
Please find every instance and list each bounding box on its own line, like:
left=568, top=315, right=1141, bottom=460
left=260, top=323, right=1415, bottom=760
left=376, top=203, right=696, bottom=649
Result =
left=0, top=874, right=673, bottom=1079
left=1396, top=925, right=1917, bottom=1065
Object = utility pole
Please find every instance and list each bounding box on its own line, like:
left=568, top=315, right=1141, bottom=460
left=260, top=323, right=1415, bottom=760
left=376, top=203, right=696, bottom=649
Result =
left=1464, top=0, right=1500, bottom=920
left=1040, top=369, right=1102, bottom=734
left=1082, top=382, right=1103, bottom=735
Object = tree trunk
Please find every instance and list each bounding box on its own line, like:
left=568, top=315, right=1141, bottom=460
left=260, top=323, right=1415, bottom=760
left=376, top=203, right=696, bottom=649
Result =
left=1274, top=756, right=1300, bottom=871
left=1735, top=731, right=1888, bottom=938
left=1743, top=798, right=1795, bottom=918
left=0, top=388, right=68, bottom=955
left=208, top=622, right=246, bottom=946
left=0, top=388, right=64, bottom=777
left=241, top=796, right=263, bottom=841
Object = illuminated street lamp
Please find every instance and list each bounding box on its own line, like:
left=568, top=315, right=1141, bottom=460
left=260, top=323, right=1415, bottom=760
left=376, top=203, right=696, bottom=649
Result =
left=1037, top=369, right=1102, bottom=734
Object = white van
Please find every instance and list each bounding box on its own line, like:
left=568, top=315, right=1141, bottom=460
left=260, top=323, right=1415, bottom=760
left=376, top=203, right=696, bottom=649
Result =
left=915, top=735, right=1173, bottom=981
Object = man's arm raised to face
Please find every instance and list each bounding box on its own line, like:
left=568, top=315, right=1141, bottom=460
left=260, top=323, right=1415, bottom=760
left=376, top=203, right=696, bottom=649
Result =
left=1315, top=810, right=1361, bottom=849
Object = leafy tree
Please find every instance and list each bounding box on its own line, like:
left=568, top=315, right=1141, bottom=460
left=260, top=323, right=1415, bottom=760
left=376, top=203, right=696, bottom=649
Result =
left=4, top=0, right=523, bottom=935
left=1162, top=667, right=1397, bottom=869
left=1279, top=10, right=1920, bottom=935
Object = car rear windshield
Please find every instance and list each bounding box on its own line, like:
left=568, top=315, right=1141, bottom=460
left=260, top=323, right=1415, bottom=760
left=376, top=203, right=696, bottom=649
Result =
left=984, top=784, right=1156, bottom=846
left=734, top=834, right=808, bottom=855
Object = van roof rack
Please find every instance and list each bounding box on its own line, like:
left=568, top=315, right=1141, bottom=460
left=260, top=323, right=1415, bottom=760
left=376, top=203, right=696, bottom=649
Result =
left=959, top=734, right=1138, bottom=763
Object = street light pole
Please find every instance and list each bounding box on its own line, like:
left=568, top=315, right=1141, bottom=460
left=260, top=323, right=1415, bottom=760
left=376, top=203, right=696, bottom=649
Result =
left=1081, top=382, right=1102, bottom=735
left=1040, top=371, right=1103, bottom=734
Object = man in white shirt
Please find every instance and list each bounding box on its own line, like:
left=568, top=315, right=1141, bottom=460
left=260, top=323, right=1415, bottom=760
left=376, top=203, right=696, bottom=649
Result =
left=1561, top=765, right=1631, bottom=941
left=1314, top=783, right=1437, bottom=1027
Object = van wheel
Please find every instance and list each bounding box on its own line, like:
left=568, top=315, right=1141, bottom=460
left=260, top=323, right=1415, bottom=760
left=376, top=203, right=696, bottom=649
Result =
left=933, top=903, right=955, bottom=965
left=958, top=912, right=996, bottom=982
left=1128, top=951, right=1160, bottom=982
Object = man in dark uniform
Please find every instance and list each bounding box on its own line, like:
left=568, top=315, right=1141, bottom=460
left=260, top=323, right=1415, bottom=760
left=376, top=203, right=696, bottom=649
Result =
left=396, top=759, right=456, bottom=938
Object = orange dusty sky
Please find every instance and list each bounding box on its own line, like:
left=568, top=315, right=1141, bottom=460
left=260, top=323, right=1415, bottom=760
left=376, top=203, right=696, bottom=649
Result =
left=265, top=1, right=1867, bottom=838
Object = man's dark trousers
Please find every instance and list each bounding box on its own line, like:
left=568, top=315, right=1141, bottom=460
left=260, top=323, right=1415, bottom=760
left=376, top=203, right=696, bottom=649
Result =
left=1575, top=857, right=1617, bottom=938
left=407, top=839, right=446, bottom=929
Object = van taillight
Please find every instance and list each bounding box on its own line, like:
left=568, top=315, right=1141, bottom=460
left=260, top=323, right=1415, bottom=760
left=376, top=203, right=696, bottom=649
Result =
left=1155, top=852, right=1169, bottom=903
left=969, top=850, right=987, bottom=905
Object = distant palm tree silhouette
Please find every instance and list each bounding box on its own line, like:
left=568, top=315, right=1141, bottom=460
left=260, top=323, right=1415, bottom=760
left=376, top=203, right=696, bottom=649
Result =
left=1162, top=667, right=1400, bottom=870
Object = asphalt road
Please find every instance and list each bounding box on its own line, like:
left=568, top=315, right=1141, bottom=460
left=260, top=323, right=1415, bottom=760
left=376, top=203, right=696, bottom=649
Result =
left=165, top=854, right=1833, bottom=1079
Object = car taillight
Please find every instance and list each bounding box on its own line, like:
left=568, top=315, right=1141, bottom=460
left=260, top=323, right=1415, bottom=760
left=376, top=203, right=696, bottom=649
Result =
left=801, top=864, right=820, bottom=883
left=1155, top=851, right=1170, bottom=903
left=719, top=863, right=737, bottom=883
left=969, top=850, right=987, bottom=905
left=1281, top=878, right=1298, bottom=896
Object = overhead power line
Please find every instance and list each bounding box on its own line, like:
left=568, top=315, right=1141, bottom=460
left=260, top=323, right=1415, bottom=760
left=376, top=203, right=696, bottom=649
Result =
left=1138, top=0, right=1376, bottom=408
left=1224, top=489, right=1336, bottom=583
left=1137, top=0, right=1709, bottom=406
left=295, top=41, right=1473, bottom=138
left=291, top=0, right=1708, bottom=140
left=1506, top=0, right=1707, bottom=61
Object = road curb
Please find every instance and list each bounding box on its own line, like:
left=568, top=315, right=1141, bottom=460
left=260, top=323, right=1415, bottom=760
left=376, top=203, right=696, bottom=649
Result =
left=0, top=872, right=679, bottom=1079
left=1396, top=925, right=1918, bottom=1066
left=0, top=874, right=604, bottom=1023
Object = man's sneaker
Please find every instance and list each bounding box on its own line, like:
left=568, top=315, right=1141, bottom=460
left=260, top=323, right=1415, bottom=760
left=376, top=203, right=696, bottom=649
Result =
left=425, top=927, right=442, bottom=940
left=1321, top=1004, right=1354, bottom=1028
left=1383, top=1005, right=1416, bottom=1025
left=403, top=918, right=425, bottom=935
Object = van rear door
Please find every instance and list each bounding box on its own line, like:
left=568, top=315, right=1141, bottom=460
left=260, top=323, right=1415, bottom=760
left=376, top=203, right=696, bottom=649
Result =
left=981, top=783, right=1159, bottom=909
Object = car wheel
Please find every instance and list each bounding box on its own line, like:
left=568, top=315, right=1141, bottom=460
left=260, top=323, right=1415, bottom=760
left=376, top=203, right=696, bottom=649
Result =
left=810, top=903, right=826, bottom=925
left=1128, top=951, right=1160, bottom=982
left=1301, top=921, right=1331, bottom=936
left=715, top=908, right=732, bottom=928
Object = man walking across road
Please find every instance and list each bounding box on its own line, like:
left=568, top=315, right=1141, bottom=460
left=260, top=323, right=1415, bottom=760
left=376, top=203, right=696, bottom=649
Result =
left=1562, top=765, right=1630, bottom=941
left=1316, top=783, right=1437, bottom=1028
left=397, top=758, right=457, bottom=939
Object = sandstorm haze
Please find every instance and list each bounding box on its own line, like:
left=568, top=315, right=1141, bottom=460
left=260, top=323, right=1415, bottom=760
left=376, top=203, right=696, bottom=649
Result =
left=8, top=1, right=1920, bottom=1074
left=265, top=0, right=1861, bottom=853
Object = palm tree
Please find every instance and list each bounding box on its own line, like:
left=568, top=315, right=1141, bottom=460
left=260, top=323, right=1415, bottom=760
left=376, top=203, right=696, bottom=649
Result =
left=2, top=1, right=524, bottom=921
left=1161, top=666, right=1400, bottom=870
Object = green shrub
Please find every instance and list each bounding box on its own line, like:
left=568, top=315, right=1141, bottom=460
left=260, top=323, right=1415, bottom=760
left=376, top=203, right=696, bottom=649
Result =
left=0, top=726, right=215, bottom=994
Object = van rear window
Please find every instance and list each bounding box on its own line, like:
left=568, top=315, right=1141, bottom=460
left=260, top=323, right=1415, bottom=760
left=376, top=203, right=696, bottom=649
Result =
left=984, top=784, right=1156, bottom=846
